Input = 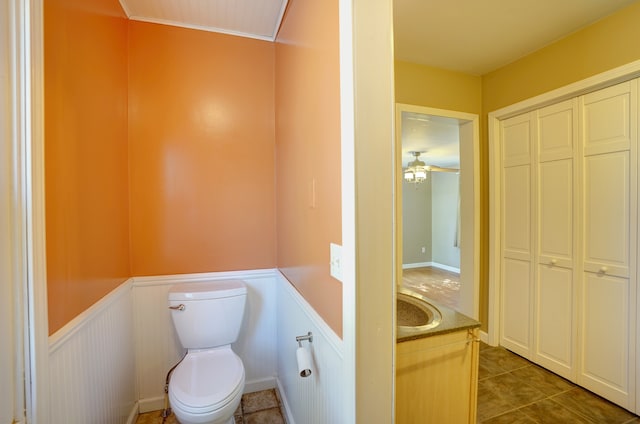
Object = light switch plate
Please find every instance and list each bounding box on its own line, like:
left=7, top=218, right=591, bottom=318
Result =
left=330, top=243, right=343, bottom=281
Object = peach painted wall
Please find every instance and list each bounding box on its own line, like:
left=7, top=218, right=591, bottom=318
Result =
left=128, top=22, right=276, bottom=276
left=275, top=0, right=343, bottom=336
left=44, top=0, right=130, bottom=334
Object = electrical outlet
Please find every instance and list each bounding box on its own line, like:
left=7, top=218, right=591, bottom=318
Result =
left=330, top=243, right=343, bottom=281
left=421, top=246, right=426, bottom=253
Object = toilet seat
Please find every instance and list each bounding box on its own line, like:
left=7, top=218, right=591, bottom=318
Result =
left=169, top=347, right=245, bottom=415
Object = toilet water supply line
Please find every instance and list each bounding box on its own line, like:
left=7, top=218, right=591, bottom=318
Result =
left=162, top=352, right=187, bottom=423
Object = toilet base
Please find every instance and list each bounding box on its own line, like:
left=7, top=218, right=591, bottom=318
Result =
left=172, top=415, right=234, bottom=424
left=172, top=412, right=236, bottom=424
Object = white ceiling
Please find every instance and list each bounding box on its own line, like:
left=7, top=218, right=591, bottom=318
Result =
left=394, top=0, right=638, bottom=76
left=118, top=0, right=289, bottom=41
left=119, top=0, right=638, bottom=74
left=117, top=0, right=638, bottom=167
left=401, top=113, right=461, bottom=169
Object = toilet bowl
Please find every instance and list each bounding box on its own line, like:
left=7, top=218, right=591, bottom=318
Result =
left=169, top=347, right=245, bottom=424
left=167, top=280, right=248, bottom=424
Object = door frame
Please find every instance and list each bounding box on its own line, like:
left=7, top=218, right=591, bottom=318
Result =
left=6, top=0, right=50, bottom=422
left=395, top=103, right=480, bottom=320
left=488, top=59, right=640, bottom=353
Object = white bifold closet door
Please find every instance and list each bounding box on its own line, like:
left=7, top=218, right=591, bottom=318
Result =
left=535, top=99, right=576, bottom=380
left=500, top=112, right=534, bottom=357
left=499, top=79, right=637, bottom=411
left=578, top=80, right=637, bottom=408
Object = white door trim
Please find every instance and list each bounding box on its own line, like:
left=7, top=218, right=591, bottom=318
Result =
left=10, top=0, right=50, bottom=421
left=396, top=103, right=481, bottom=320
left=487, top=59, right=640, bottom=346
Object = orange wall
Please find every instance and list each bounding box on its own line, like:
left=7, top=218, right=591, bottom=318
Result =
left=275, top=0, right=343, bottom=336
left=44, top=0, right=130, bottom=334
left=128, top=22, right=276, bottom=276
left=45, top=1, right=337, bottom=336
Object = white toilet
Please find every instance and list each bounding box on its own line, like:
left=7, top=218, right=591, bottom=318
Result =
left=167, top=280, right=247, bottom=424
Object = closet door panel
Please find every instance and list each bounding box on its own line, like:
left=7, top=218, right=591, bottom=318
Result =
left=580, top=272, right=630, bottom=405
left=503, top=165, right=531, bottom=261
left=582, top=82, right=632, bottom=156
left=502, top=113, right=532, bottom=167
left=536, top=265, right=573, bottom=378
left=583, top=151, right=629, bottom=278
left=538, top=159, right=573, bottom=268
left=502, top=258, right=532, bottom=354
left=538, top=99, right=575, bottom=162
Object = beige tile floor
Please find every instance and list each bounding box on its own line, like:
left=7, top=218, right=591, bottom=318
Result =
left=404, top=266, right=640, bottom=422
left=136, top=388, right=285, bottom=424
left=478, top=342, right=640, bottom=423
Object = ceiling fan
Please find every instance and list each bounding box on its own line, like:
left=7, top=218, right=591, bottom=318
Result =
left=403, top=151, right=459, bottom=184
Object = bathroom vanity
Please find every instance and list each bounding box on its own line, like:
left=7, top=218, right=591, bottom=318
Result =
left=396, top=290, right=480, bottom=424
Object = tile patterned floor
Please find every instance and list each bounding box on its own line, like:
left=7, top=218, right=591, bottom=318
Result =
left=402, top=266, right=460, bottom=310
left=478, top=342, right=640, bottom=423
left=135, top=388, right=285, bottom=424
left=403, top=267, right=640, bottom=423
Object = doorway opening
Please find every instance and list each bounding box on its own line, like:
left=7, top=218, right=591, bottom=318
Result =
left=395, top=104, right=480, bottom=320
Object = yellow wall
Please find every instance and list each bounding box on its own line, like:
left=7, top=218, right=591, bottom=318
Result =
left=483, top=1, right=640, bottom=113
left=396, top=0, right=640, bottom=333
left=275, top=0, right=343, bottom=337
left=394, top=61, right=487, bottom=328
left=395, top=61, right=482, bottom=114
left=479, top=1, right=640, bottom=331
left=44, top=0, right=130, bottom=334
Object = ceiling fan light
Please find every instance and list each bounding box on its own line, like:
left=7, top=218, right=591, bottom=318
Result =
left=404, top=152, right=430, bottom=185
left=404, top=169, right=415, bottom=182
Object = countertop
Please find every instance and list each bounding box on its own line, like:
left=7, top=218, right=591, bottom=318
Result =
left=396, top=292, right=481, bottom=343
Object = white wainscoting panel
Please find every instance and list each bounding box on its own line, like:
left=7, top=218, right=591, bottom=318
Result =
left=132, top=269, right=278, bottom=412
left=49, top=280, right=137, bottom=424
left=276, top=273, right=344, bottom=424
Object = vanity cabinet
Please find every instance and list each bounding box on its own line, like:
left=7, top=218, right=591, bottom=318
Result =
left=396, top=328, right=479, bottom=424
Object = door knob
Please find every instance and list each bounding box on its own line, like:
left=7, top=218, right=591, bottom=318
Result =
left=550, top=259, right=557, bottom=265
left=599, top=266, right=608, bottom=273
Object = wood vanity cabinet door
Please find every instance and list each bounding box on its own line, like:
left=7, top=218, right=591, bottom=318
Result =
left=396, top=329, right=479, bottom=424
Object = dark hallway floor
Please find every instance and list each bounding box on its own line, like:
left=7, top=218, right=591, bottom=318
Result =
left=478, top=343, right=639, bottom=423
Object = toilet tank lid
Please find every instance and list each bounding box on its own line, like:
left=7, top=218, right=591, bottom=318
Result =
left=168, top=280, right=247, bottom=301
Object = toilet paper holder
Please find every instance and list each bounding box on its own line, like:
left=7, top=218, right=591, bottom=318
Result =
left=296, top=331, right=313, bottom=347
left=295, top=332, right=313, bottom=378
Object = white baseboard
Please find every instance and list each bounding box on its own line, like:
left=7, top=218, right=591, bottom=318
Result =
left=126, top=402, right=139, bottom=424
left=479, top=330, right=494, bottom=345
left=402, top=261, right=460, bottom=273
left=277, top=377, right=295, bottom=424
left=138, top=396, right=166, bottom=414
left=245, top=377, right=277, bottom=394
left=140, top=378, right=284, bottom=418
left=402, top=261, right=431, bottom=269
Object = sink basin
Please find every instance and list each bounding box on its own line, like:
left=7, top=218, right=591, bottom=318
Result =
left=397, top=289, right=442, bottom=333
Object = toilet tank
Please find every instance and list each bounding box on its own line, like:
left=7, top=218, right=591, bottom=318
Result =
left=168, top=280, right=247, bottom=349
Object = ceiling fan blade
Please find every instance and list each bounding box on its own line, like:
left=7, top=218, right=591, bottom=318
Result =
left=428, top=166, right=459, bottom=173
